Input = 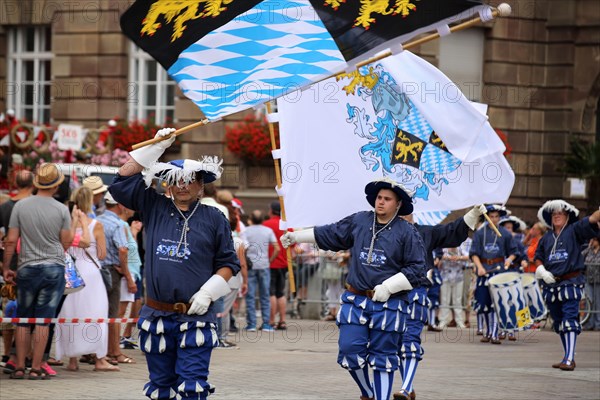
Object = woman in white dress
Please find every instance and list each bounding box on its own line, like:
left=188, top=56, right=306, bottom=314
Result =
left=55, top=186, right=119, bottom=372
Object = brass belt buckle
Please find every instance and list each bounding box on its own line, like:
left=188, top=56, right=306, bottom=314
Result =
left=173, top=302, right=188, bottom=313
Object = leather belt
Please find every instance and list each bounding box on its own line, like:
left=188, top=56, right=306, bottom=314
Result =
left=555, top=271, right=582, bottom=282
left=145, top=297, right=191, bottom=314
left=345, top=284, right=374, bottom=299
left=481, top=257, right=504, bottom=265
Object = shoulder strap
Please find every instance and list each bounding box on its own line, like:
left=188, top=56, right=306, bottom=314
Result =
left=83, top=248, right=102, bottom=269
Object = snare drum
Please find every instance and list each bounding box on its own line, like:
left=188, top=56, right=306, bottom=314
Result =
left=488, top=272, right=532, bottom=331
left=521, top=273, right=547, bottom=322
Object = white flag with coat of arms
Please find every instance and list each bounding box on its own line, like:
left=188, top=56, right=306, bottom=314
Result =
left=276, top=50, right=515, bottom=228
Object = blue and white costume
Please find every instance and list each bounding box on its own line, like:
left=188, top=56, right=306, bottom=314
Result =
left=394, top=218, right=470, bottom=398
left=534, top=200, right=599, bottom=369
left=315, top=212, right=426, bottom=399
left=309, top=179, right=426, bottom=400
left=470, top=208, right=518, bottom=342
left=110, top=161, right=240, bottom=400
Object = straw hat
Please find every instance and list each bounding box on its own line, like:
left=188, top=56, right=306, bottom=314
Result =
left=33, top=163, right=65, bottom=189
left=83, top=176, right=108, bottom=195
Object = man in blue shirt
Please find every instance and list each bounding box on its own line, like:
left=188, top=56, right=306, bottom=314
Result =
left=110, top=129, right=240, bottom=399
left=282, top=178, right=427, bottom=400
left=535, top=200, right=600, bottom=371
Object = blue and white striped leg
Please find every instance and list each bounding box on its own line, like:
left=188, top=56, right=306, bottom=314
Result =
left=483, top=312, right=491, bottom=337
left=477, top=313, right=484, bottom=332
left=489, top=312, right=499, bottom=339
left=485, top=311, right=498, bottom=339
left=400, top=357, right=419, bottom=393
left=373, top=370, right=394, bottom=400
left=563, top=331, right=577, bottom=363
left=348, top=367, right=374, bottom=399
left=559, top=332, right=567, bottom=362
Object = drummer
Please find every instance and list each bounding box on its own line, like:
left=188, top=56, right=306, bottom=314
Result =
left=534, top=201, right=600, bottom=371
left=469, top=205, right=519, bottom=344
left=499, top=216, right=529, bottom=272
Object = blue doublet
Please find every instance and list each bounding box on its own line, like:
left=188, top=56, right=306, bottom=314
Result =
left=315, top=211, right=428, bottom=292
left=470, top=224, right=518, bottom=272
left=111, top=174, right=240, bottom=322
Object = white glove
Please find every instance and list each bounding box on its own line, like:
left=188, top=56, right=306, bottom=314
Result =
left=463, top=204, right=487, bottom=230
left=372, top=272, right=413, bottom=302
left=535, top=264, right=556, bottom=284
left=426, top=269, right=433, bottom=284
left=280, top=228, right=315, bottom=249
left=129, top=127, right=176, bottom=168
left=188, top=275, right=231, bottom=315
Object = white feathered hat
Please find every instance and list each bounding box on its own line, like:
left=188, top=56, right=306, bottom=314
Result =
left=499, top=215, right=527, bottom=232
left=144, top=157, right=223, bottom=188
left=537, top=200, right=579, bottom=228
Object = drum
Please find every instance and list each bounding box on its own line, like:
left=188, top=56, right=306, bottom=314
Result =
left=488, top=272, right=532, bottom=331
left=521, top=273, right=547, bottom=322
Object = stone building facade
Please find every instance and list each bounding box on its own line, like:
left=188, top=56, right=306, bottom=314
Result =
left=0, top=0, right=598, bottom=221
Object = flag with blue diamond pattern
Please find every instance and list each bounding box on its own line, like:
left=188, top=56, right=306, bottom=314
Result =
left=121, top=0, right=346, bottom=121
left=121, top=0, right=487, bottom=121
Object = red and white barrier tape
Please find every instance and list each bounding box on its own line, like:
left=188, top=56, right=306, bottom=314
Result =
left=0, top=317, right=138, bottom=324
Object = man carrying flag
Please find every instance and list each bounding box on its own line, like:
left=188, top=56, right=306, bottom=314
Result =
left=273, top=46, right=515, bottom=399
left=109, top=129, right=240, bottom=399
left=281, top=177, right=427, bottom=400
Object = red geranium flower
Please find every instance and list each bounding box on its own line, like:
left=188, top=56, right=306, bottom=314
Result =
left=225, top=114, right=276, bottom=163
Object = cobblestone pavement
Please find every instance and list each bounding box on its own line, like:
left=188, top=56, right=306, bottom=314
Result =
left=1, top=320, right=599, bottom=400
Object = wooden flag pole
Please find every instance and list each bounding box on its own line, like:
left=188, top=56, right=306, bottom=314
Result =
left=130, top=119, right=210, bottom=150
left=352, top=3, right=512, bottom=71
left=484, top=214, right=502, bottom=237
left=265, top=101, right=296, bottom=294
